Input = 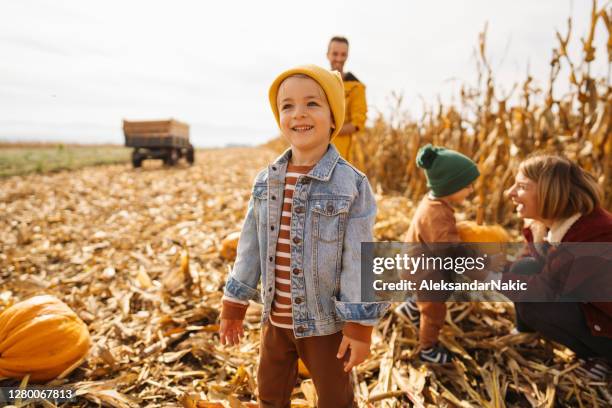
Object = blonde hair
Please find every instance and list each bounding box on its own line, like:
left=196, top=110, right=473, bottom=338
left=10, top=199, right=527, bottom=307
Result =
left=519, top=153, right=602, bottom=219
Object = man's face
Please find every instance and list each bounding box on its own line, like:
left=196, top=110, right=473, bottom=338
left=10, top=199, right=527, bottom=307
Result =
left=327, top=41, right=349, bottom=73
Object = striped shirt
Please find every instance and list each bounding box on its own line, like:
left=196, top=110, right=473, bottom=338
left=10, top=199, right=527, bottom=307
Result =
left=269, top=164, right=313, bottom=329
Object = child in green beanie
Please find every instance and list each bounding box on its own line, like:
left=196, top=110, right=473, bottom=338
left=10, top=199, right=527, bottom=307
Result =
left=395, top=144, right=480, bottom=364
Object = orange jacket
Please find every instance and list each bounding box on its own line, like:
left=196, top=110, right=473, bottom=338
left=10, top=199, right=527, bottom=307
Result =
left=406, top=196, right=460, bottom=243
left=343, top=72, right=367, bottom=133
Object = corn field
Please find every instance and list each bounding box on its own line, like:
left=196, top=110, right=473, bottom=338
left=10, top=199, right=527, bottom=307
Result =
left=349, top=2, right=612, bottom=227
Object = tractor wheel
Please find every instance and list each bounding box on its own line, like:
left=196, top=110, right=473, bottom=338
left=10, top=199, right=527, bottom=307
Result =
left=164, top=148, right=179, bottom=166
left=132, top=150, right=143, bottom=168
left=187, top=145, right=195, bottom=165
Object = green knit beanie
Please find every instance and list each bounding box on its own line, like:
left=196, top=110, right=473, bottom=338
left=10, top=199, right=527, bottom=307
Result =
left=416, top=144, right=480, bottom=197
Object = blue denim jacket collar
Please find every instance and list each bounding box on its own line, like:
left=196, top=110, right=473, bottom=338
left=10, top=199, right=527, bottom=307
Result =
left=271, top=144, right=341, bottom=182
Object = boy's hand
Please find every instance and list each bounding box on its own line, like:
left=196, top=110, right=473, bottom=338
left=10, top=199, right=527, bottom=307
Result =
left=488, top=253, right=507, bottom=273
left=337, top=335, right=370, bottom=372
left=219, top=319, right=244, bottom=346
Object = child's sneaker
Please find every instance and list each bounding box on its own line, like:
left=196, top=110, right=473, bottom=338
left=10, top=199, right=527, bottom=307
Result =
left=575, top=358, right=610, bottom=382
left=420, top=344, right=454, bottom=364
left=394, top=300, right=420, bottom=328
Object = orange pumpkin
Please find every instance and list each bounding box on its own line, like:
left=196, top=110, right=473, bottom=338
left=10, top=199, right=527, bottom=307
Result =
left=220, top=231, right=241, bottom=261
left=456, top=220, right=510, bottom=243
left=456, top=220, right=511, bottom=257
left=0, top=295, right=91, bottom=382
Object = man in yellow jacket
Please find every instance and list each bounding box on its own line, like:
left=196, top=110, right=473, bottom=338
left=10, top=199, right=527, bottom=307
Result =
left=327, top=36, right=367, bottom=161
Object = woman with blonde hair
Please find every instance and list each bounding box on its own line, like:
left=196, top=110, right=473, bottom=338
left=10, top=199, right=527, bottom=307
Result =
left=506, top=153, right=612, bottom=381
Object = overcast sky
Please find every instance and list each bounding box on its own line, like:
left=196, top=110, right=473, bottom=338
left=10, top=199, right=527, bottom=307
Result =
left=0, top=1, right=608, bottom=147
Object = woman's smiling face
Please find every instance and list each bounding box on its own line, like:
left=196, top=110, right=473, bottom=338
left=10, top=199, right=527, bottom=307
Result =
left=507, top=170, right=540, bottom=220
left=277, top=76, right=334, bottom=154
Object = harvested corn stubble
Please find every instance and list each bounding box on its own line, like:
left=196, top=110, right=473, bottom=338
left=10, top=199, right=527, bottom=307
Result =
left=1, top=147, right=610, bottom=407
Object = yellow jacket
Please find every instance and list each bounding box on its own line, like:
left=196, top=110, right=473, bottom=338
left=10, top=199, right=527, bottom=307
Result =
left=342, top=72, right=367, bottom=133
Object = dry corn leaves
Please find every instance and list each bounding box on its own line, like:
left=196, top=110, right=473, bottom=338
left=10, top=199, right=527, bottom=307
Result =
left=0, top=148, right=270, bottom=407
left=350, top=3, right=612, bottom=228
left=1, top=147, right=610, bottom=407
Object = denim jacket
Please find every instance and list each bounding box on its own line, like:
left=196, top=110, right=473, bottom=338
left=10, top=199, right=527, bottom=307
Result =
left=223, top=144, right=390, bottom=337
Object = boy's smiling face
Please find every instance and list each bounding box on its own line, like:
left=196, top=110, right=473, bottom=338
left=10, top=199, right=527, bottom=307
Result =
left=277, top=76, right=334, bottom=155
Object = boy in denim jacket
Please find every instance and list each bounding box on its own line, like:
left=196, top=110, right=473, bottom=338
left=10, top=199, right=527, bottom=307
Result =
left=219, top=65, right=389, bottom=407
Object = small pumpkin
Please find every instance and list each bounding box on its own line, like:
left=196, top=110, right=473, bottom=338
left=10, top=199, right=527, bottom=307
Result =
left=456, top=220, right=510, bottom=243
left=0, top=295, right=91, bottom=382
left=220, top=231, right=241, bottom=261
left=457, top=220, right=511, bottom=257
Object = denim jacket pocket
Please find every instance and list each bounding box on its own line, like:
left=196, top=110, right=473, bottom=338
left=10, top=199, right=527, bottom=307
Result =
left=309, top=196, right=351, bottom=318
left=253, top=184, right=268, bottom=199
left=310, top=197, right=351, bottom=243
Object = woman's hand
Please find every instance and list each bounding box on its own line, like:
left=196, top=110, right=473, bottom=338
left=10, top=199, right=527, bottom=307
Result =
left=337, top=335, right=371, bottom=372
left=219, top=319, right=244, bottom=346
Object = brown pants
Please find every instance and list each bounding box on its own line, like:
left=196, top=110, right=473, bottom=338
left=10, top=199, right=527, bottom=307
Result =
left=417, top=301, right=447, bottom=349
left=257, top=323, right=355, bottom=408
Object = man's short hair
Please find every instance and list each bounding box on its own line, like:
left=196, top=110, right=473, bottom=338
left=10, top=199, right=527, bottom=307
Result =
left=328, top=36, right=349, bottom=49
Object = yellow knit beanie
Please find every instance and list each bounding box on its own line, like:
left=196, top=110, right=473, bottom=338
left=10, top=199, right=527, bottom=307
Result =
left=269, top=64, right=345, bottom=140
